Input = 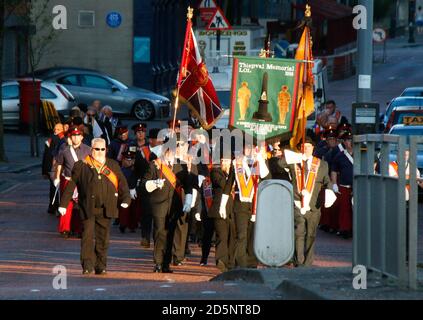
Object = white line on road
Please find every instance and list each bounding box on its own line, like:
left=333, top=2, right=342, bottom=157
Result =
left=160, top=284, right=172, bottom=288
left=223, top=282, right=238, bottom=286
left=95, top=288, right=106, bottom=291
left=30, top=289, right=40, bottom=292
left=201, top=291, right=216, bottom=294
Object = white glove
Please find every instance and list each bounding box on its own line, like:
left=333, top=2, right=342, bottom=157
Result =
left=156, top=179, right=165, bottom=189
left=54, top=179, right=60, bottom=188
left=195, top=213, right=202, bottom=222
left=183, top=194, right=193, bottom=213
left=250, top=214, right=256, bottom=222
left=324, top=189, right=337, bottom=208
left=198, top=175, right=206, bottom=187
left=191, top=189, right=198, bottom=209
left=58, top=207, right=67, bottom=216
left=219, top=194, right=229, bottom=219
left=145, top=179, right=164, bottom=192
left=332, top=183, right=340, bottom=194
left=130, top=189, right=137, bottom=200
left=121, top=203, right=129, bottom=208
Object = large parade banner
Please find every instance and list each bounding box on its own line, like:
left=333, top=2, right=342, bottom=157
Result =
left=229, top=56, right=301, bottom=140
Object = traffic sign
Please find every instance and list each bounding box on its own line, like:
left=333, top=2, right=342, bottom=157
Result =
left=373, top=28, right=387, bottom=43
left=199, top=0, right=217, bottom=22
left=206, top=7, right=232, bottom=31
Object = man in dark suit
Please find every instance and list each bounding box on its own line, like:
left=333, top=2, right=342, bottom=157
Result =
left=59, top=138, right=131, bottom=275
left=278, top=136, right=335, bottom=266
left=220, top=142, right=271, bottom=268
left=141, top=140, right=193, bottom=273
left=208, top=147, right=236, bottom=272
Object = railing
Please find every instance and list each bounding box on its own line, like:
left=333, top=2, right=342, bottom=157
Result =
left=353, top=134, right=420, bottom=289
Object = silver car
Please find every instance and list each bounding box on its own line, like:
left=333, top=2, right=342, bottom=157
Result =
left=44, top=71, right=171, bottom=121
left=1, top=80, right=75, bottom=127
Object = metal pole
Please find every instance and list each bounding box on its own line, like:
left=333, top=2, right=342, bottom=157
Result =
left=409, top=0, right=416, bottom=43
left=356, top=0, right=374, bottom=103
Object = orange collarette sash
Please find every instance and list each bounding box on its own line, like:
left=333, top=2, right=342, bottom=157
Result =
left=154, top=158, right=183, bottom=199
left=390, top=161, right=410, bottom=191
left=84, top=156, right=119, bottom=191
left=141, top=146, right=151, bottom=161
left=234, top=159, right=255, bottom=202
left=295, top=157, right=320, bottom=195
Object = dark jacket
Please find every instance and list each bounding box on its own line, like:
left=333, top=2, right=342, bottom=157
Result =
left=60, top=158, right=131, bottom=219
left=141, top=160, right=193, bottom=218
left=208, top=167, right=233, bottom=219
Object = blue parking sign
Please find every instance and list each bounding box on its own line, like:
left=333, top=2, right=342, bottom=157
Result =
left=106, top=12, right=122, bottom=28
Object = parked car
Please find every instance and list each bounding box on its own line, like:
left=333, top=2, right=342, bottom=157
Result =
left=400, top=87, right=423, bottom=97
left=382, top=96, right=423, bottom=128
left=20, top=66, right=98, bottom=80
left=1, top=80, right=75, bottom=127
left=384, top=106, right=423, bottom=133
left=42, top=70, right=171, bottom=121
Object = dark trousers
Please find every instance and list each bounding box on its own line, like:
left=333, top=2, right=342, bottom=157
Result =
left=172, top=211, right=189, bottom=261
left=233, top=211, right=252, bottom=268
left=48, top=179, right=57, bottom=213
left=141, top=206, right=153, bottom=242
left=214, top=217, right=236, bottom=270
left=294, top=208, right=321, bottom=266
left=200, top=216, right=215, bottom=263
left=80, top=210, right=111, bottom=271
left=247, top=220, right=258, bottom=268
left=152, top=215, right=170, bottom=266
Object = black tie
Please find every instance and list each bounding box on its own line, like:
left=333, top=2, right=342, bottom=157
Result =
left=304, top=159, right=309, bottom=177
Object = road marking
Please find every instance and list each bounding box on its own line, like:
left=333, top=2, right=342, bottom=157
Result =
left=165, top=277, right=175, bottom=283
left=160, top=284, right=172, bottom=288
left=30, top=289, right=40, bottom=292
left=223, top=282, right=237, bottom=286
left=95, top=288, right=106, bottom=291
left=201, top=291, right=216, bottom=294
left=0, top=183, right=24, bottom=194
left=388, top=76, right=395, bottom=80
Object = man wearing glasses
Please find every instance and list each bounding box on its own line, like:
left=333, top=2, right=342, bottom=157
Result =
left=59, top=138, right=131, bottom=275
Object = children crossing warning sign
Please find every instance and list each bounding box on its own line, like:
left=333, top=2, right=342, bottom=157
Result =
left=206, top=7, right=232, bottom=31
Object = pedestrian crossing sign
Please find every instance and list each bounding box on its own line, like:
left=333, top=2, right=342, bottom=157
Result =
left=206, top=7, right=232, bottom=31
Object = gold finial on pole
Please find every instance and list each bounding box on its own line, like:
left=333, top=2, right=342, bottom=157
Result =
left=305, top=4, right=311, bottom=17
left=187, top=6, right=194, bottom=20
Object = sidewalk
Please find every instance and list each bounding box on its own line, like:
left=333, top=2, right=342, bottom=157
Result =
left=0, top=132, right=45, bottom=174
left=212, top=267, right=423, bottom=300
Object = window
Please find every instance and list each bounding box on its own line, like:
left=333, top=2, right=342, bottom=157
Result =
left=2, top=85, right=19, bottom=99
left=58, top=75, right=79, bottom=86
left=41, top=87, right=57, bottom=99
left=78, top=11, right=95, bottom=28
left=81, top=75, right=113, bottom=90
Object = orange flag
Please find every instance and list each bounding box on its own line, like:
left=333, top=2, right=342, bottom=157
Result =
left=290, top=25, right=314, bottom=150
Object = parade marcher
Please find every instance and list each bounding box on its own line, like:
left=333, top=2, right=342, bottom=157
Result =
left=282, top=136, right=335, bottom=266
left=107, top=125, right=130, bottom=165
left=331, top=130, right=354, bottom=239
left=54, top=126, right=91, bottom=238
left=141, top=137, right=193, bottom=273
left=220, top=141, right=270, bottom=268
left=171, top=133, right=198, bottom=266
left=118, top=150, right=138, bottom=233
left=134, top=127, right=162, bottom=248
left=268, top=139, right=292, bottom=181
left=59, top=138, right=131, bottom=275
left=316, top=127, right=339, bottom=233
left=208, top=142, right=236, bottom=272
left=42, top=123, right=65, bottom=214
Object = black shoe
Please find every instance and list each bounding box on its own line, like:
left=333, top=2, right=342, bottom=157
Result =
left=82, top=269, right=93, bottom=275
left=95, top=269, right=107, bottom=275
left=162, top=265, right=173, bottom=273
left=119, top=226, right=126, bottom=233
left=185, top=248, right=191, bottom=255
left=319, top=225, right=330, bottom=232
left=173, top=260, right=183, bottom=266
left=61, top=231, right=70, bottom=239
left=153, top=264, right=162, bottom=273
left=140, top=239, right=150, bottom=248
left=113, top=219, right=119, bottom=226
left=200, top=258, right=207, bottom=266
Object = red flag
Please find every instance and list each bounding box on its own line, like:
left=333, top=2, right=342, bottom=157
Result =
left=177, top=26, right=223, bottom=130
